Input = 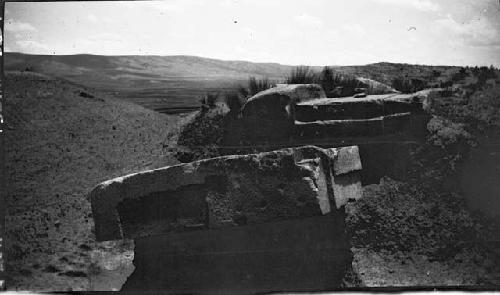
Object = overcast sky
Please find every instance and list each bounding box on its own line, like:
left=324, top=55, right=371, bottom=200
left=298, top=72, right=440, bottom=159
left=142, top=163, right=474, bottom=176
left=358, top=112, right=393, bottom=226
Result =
left=4, top=0, right=500, bottom=66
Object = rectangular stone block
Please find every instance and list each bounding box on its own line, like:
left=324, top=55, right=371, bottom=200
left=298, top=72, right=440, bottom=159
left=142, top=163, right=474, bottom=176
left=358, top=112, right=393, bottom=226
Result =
left=90, top=145, right=362, bottom=241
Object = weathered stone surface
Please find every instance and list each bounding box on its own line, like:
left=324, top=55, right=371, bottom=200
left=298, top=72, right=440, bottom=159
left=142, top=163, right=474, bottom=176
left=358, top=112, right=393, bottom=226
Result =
left=249, top=84, right=326, bottom=104
left=295, top=112, right=412, bottom=138
left=295, top=94, right=423, bottom=122
left=90, top=145, right=362, bottom=241
left=241, top=84, right=326, bottom=142
left=357, top=77, right=398, bottom=95
left=333, top=145, right=363, bottom=175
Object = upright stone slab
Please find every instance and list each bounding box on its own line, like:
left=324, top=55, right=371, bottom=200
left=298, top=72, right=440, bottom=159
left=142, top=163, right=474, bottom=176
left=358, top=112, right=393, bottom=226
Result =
left=90, top=145, right=362, bottom=241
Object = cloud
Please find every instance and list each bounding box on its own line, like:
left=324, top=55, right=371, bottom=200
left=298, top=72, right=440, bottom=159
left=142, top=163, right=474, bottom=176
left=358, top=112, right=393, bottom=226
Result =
left=15, top=40, right=51, bottom=53
left=294, top=13, right=322, bottom=28
left=87, top=14, right=99, bottom=23
left=369, top=0, right=440, bottom=12
left=341, top=24, right=366, bottom=36
left=434, top=15, right=500, bottom=47
left=121, top=0, right=203, bottom=13
left=5, top=20, right=38, bottom=32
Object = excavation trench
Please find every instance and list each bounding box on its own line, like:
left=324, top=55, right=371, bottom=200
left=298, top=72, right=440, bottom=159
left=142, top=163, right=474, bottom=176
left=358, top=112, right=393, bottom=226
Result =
left=122, top=214, right=350, bottom=294
left=90, top=146, right=362, bottom=292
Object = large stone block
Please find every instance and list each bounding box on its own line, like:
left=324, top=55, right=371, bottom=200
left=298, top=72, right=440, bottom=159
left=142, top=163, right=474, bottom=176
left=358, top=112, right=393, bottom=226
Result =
left=248, top=84, right=326, bottom=105
left=90, top=145, right=362, bottom=241
left=295, top=96, right=422, bottom=122
left=241, top=84, right=326, bottom=142
left=294, top=112, right=415, bottom=139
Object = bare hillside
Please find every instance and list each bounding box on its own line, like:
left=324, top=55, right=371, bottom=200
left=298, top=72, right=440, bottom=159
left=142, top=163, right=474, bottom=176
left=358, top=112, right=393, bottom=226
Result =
left=3, top=71, right=188, bottom=291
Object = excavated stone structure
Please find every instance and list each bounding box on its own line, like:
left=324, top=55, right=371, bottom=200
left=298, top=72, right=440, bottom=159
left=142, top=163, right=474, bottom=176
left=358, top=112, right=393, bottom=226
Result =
left=294, top=94, right=429, bottom=140
left=90, top=145, right=361, bottom=241
left=240, top=85, right=431, bottom=144
left=238, top=86, right=434, bottom=185
left=241, top=84, right=326, bottom=142
left=90, top=145, right=362, bottom=293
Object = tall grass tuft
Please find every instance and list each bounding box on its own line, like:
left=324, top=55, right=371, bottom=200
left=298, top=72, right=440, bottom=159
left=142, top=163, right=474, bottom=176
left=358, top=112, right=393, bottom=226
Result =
left=318, top=66, right=365, bottom=97
left=247, top=77, right=272, bottom=96
left=199, top=92, right=219, bottom=109
left=224, top=92, right=244, bottom=115
left=285, top=66, right=317, bottom=84
left=238, top=76, right=273, bottom=99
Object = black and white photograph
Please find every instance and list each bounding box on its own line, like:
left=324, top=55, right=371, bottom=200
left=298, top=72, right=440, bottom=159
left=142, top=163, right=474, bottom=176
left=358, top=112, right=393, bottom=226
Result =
left=2, top=0, right=500, bottom=292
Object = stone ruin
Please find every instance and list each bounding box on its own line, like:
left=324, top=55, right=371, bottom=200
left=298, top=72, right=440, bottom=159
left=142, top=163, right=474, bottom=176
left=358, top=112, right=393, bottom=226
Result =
left=90, top=83, right=437, bottom=292
left=241, top=84, right=430, bottom=143
left=238, top=84, right=434, bottom=185
left=90, top=145, right=362, bottom=293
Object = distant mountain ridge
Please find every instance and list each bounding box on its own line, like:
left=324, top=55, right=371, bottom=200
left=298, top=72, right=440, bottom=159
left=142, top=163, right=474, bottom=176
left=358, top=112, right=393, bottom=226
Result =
left=4, top=53, right=458, bottom=111
left=4, top=52, right=298, bottom=80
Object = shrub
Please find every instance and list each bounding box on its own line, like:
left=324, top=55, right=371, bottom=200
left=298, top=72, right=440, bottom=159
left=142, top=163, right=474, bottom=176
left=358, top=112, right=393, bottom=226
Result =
left=475, top=66, right=498, bottom=88
left=238, top=76, right=273, bottom=99
left=247, top=77, right=272, bottom=97
left=334, top=74, right=364, bottom=96
left=432, top=70, right=441, bottom=78
left=199, top=92, right=219, bottom=109
left=318, top=66, right=336, bottom=93
left=224, top=92, right=244, bottom=115
left=285, top=66, right=317, bottom=84
left=313, top=66, right=366, bottom=97
left=451, top=67, right=468, bottom=82
left=391, top=77, right=428, bottom=94
left=427, top=116, right=472, bottom=148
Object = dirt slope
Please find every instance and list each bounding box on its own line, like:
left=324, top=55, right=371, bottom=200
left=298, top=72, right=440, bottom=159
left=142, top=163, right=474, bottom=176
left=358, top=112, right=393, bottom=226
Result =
left=3, top=71, right=186, bottom=291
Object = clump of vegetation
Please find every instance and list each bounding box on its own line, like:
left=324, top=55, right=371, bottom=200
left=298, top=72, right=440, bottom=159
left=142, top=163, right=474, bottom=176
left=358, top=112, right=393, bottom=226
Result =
left=199, top=92, right=219, bottom=109
left=237, top=76, right=273, bottom=99
left=285, top=66, right=367, bottom=97
left=318, top=66, right=335, bottom=93
left=472, top=66, right=498, bottom=89
left=318, top=66, right=364, bottom=96
left=427, top=116, right=473, bottom=148
left=285, top=66, right=317, bottom=84
left=391, top=76, right=428, bottom=94
left=430, top=84, right=500, bottom=128
left=451, top=67, right=468, bottom=82
left=248, top=77, right=272, bottom=97
left=224, top=92, right=245, bottom=116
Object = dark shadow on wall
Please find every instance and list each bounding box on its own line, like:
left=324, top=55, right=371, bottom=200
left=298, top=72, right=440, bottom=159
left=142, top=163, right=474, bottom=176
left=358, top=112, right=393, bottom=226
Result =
left=122, top=214, right=351, bottom=294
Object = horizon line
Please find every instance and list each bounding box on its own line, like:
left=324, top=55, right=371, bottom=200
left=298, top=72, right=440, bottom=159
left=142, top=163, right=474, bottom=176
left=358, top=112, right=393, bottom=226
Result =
left=4, top=51, right=478, bottom=68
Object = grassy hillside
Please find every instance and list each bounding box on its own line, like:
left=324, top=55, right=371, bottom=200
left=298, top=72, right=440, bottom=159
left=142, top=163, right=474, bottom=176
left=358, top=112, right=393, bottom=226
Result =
left=3, top=71, right=191, bottom=291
